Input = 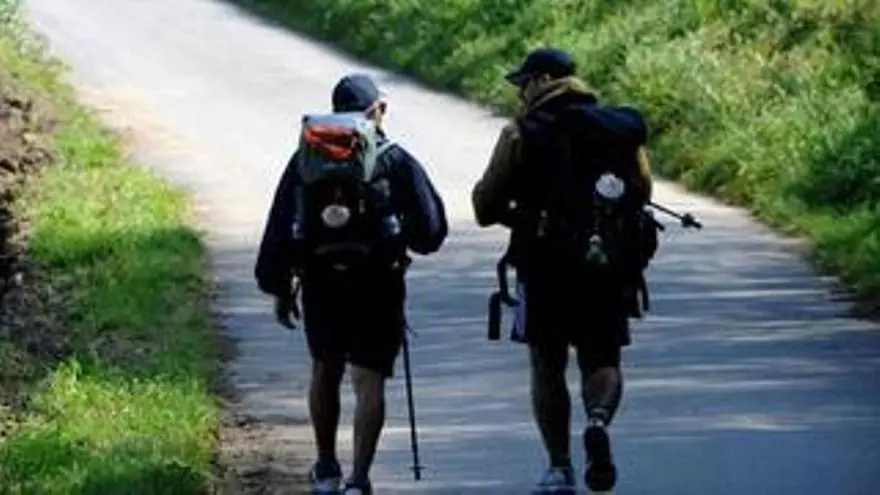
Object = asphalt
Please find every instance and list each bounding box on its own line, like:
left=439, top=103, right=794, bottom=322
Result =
left=23, top=0, right=880, bottom=492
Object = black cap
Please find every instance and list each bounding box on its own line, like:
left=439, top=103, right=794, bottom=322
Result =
left=505, top=47, right=576, bottom=86
left=332, top=73, right=382, bottom=112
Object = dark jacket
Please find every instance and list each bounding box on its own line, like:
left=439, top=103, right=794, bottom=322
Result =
left=255, top=133, right=448, bottom=298
left=472, top=76, right=653, bottom=228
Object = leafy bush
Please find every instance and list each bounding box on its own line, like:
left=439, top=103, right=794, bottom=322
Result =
left=228, top=0, right=880, bottom=297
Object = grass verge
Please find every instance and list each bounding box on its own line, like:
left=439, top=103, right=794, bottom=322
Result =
left=0, top=1, right=221, bottom=492
left=225, top=0, right=880, bottom=309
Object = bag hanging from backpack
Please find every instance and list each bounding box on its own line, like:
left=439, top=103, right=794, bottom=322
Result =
left=290, top=112, right=406, bottom=277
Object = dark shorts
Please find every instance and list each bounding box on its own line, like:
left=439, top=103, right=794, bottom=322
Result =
left=301, top=268, right=406, bottom=378
left=512, top=270, right=630, bottom=370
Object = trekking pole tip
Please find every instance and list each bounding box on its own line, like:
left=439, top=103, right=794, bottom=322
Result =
left=411, top=464, right=424, bottom=480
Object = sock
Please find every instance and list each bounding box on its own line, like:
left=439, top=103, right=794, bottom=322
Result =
left=315, top=454, right=339, bottom=476
left=588, top=407, right=609, bottom=428
left=551, top=455, right=573, bottom=469
left=346, top=474, right=371, bottom=488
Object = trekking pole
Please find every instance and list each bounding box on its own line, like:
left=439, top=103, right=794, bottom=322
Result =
left=648, top=201, right=703, bottom=229
left=401, top=329, right=423, bottom=480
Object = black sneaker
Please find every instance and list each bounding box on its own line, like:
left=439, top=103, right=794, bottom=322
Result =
left=308, top=458, right=342, bottom=494
left=584, top=423, right=617, bottom=492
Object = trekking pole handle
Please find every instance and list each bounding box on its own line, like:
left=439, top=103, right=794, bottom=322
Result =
left=496, top=256, right=519, bottom=306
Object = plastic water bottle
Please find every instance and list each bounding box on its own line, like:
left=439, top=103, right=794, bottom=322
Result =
left=585, top=234, right=608, bottom=265
left=381, top=214, right=401, bottom=238
left=291, top=217, right=305, bottom=240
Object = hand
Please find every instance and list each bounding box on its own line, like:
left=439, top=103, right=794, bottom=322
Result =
left=274, top=291, right=300, bottom=330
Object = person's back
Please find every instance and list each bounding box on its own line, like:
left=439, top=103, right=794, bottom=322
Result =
left=511, top=79, right=656, bottom=321
left=472, top=47, right=657, bottom=494
left=255, top=73, right=448, bottom=494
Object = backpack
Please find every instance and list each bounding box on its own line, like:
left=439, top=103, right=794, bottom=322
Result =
left=504, top=100, right=659, bottom=317
left=290, top=112, right=405, bottom=275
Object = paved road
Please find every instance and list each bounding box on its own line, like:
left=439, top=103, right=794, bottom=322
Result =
left=24, top=0, right=880, bottom=493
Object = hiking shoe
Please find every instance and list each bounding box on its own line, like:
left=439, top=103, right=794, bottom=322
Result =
left=342, top=478, right=372, bottom=495
left=532, top=465, right=576, bottom=494
left=584, top=423, right=617, bottom=492
left=308, top=458, right=342, bottom=494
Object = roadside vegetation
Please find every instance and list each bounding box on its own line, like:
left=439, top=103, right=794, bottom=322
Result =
left=0, top=0, right=222, bottom=491
left=229, top=0, right=880, bottom=309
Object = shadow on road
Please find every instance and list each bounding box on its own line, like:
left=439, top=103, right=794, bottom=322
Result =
left=210, top=220, right=880, bottom=493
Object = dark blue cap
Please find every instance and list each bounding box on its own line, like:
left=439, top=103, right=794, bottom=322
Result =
left=332, top=73, right=382, bottom=112
left=505, top=47, right=576, bottom=86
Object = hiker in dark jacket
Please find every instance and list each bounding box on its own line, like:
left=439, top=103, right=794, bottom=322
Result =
left=255, top=73, right=448, bottom=494
left=472, top=47, right=654, bottom=494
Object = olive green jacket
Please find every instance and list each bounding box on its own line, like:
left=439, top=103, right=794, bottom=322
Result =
left=471, top=76, right=653, bottom=227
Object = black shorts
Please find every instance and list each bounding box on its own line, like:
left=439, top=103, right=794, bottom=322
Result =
left=512, top=270, right=630, bottom=369
left=300, top=268, right=406, bottom=378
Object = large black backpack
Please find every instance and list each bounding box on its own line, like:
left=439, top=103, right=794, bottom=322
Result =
left=503, top=98, right=659, bottom=317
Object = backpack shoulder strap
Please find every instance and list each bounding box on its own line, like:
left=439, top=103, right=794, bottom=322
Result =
left=370, top=138, right=399, bottom=174
left=376, top=139, right=396, bottom=156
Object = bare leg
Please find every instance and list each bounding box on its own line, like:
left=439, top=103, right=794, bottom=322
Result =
left=576, top=348, right=623, bottom=425
left=309, top=357, right=345, bottom=463
left=350, top=365, right=387, bottom=483
left=529, top=343, right=572, bottom=468
left=577, top=349, right=622, bottom=492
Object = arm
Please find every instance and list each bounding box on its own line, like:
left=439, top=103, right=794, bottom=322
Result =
left=385, top=145, right=449, bottom=255
left=471, top=122, right=520, bottom=227
left=636, top=146, right=653, bottom=201
left=608, top=105, right=653, bottom=202
left=254, top=151, right=301, bottom=297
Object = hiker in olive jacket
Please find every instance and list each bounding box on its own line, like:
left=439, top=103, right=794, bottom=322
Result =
left=473, top=76, right=652, bottom=229
left=471, top=47, right=654, bottom=494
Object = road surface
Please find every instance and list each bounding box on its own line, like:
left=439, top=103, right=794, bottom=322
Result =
left=24, top=0, right=880, bottom=493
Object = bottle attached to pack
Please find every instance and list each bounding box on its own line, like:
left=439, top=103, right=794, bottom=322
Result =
left=585, top=172, right=626, bottom=266
left=291, top=112, right=404, bottom=274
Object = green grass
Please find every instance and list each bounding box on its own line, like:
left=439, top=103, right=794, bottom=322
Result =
left=0, top=1, right=220, bottom=492
left=226, top=0, right=880, bottom=300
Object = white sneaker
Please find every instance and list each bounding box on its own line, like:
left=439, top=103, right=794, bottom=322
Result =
left=311, top=478, right=341, bottom=494
left=532, top=466, right=576, bottom=494
left=342, top=478, right=372, bottom=494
